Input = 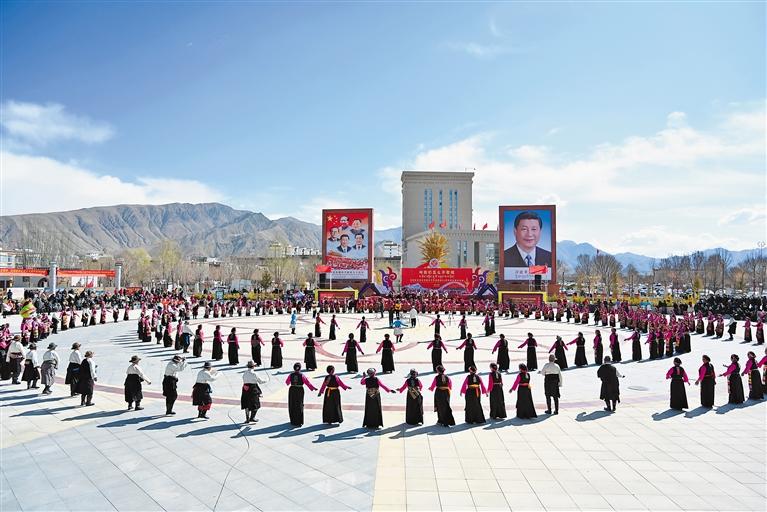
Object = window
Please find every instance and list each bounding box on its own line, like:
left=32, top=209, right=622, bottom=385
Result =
left=438, top=190, right=443, bottom=225
left=423, top=188, right=433, bottom=229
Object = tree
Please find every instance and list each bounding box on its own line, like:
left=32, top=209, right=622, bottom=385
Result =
left=259, top=270, right=273, bottom=291
left=715, top=248, right=733, bottom=293
left=593, top=253, right=623, bottom=298
left=118, top=248, right=152, bottom=286
left=556, top=259, right=569, bottom=285
left=624, top=264, right=639, bottom=296
left=156, top=240, right=181, bottom=284
left=574, top=254, right=594, bottom=294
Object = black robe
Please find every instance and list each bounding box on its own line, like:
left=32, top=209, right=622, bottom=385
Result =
left=699, top=363, right=716, bottom=408
left=250, top=336, right=262, bottom=366
left=495, top=338, right=510, bottom=372
left=593, top=336, right=603, bottom=365
left=597, top=364, right=620, bottom=403
left=288, top=372, right=307, bottom=426
left=727, top=364, right=744, bottom=404
left=362, top=377, right=385, bottom=429
left=304, top=338, right=317, bottom=370
left=514, top=372, right=537, bottom=419
left=462, top=338, right=476, bottom=372
left=124, top=373, right=143, bottom=403
left=488, top=371, right=506, bottom=420
left=553, top=340, right=568, bottom=369
left=379, top=339, right=395, bottom=373
left=322, top=375, right=344, bottom=424
left=573, top=336, right=588, bottom=367
left=430, top=340, right=444, bottom=372
left=433, top=374, right=455, bottom=426
left=463, top=373, right=486, bottom=424
left=241, top=382, right=262, bottom=411
left=403, top=377, right=424, bottom=425
left=270, top=338, right=283, bottom=368
left=525, top=339, right=538, bottom=371
left=344, top=340, right=359, bottom=373
left=668, top=366, right=688, bottom=410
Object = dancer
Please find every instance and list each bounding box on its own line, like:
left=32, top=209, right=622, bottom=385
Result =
left=303, top=333, right=317, bottom=371
left=270, top=332, right=284, bottom=368
left=549, top=336, right=569, bottom=369
left=285, top=362, right=317, bottom=426
left=741, top=351, right=764, bottom=400
left=357, top=316, right=369, bottom=343
left=192, top=325, right=204, bottom=357
left=227, top=328, right=240, bottom=365
left=430, top=314, right=445, bottom=337
left=40, top=342, right=59, bottom=395
left=162, top=355, right=187, bottom=415
left=518, top=333, right=538, bottom=371
left=342, top=333, right=364, bottom=374
left=428, top=365, right=455, bottom=427
left=397, top=369, right=424, bottom=425
left=65, top=343, right=82, bottom=396
left=626, top=329, right=642, bottom=361
left=509, top=363, right=537, bottom=419
left=192, top=362, right=218, bottom=419
left=21, top=343, right=40, bottom=390
left=427, top=334, right=448, bottom=372
left=694, top=354, right=716, bottom=408
left=593, top=330, right=603, bottom=366
left=666, top=357, right=689, bottom=410
left=491, top=334, right=510, bottom=372
left=211, top=326, right=223, bottom=361
left=486, top=363, right=507, bottom=420
left=457, top=333, right=477, bottom=372
left=609, top=328, right=621, bottom=362
left=460, top=366, right=487, bottom=424
left=376, top=334, right=396, bottom=373
left=241, top=361, right=268, bottom=423
left=77, top=351, right=97, bottom=406
left=720, top=354, right=745, bottom=404
left=315, top=313, right=325, bottom=338
left=318, top=365, right=350, bottom=424
left=125, top=355, right=151, bottom=411
left=250, top=329, right=264, bottom=366
left=361, top=368, right=394, bottom=429
left=567, top=332, right=588, bottom=367
left=539, top=354, right=562, bottom=414
left=6, top=336, right=24, bottom=385
left=597, top=356, right=623, bottom=412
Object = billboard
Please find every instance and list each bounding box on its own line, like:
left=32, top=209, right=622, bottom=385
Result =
left=499, top=205, right=556, bottom=282
left=322, top=208, right=373, bottom=281
left=401, top=267, right=474, bottom=294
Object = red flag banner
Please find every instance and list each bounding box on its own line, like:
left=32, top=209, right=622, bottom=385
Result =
left=315, top=264, right=332, bottom=273
left=529, top=265, right=548, bottom=275
left=482, top=223, right=488, bottom=230
left=428, top=221, right=436, bottom=229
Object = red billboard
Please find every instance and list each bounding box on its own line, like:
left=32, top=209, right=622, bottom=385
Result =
left=322, top=208, right=373, bottom=281
left=401, top=267, right=474, bottom=293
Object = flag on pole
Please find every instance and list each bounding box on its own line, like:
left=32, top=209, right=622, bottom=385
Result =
left=439, top=220, right=447, bottom=229
left=529, top=265, right=548, bottom=275
left=315, top=264, right=332, bottom=273
left=482, top=223, right=488, bottom=230
left=428, top=221, right=436, bottom=230
left=473, top=223, right=476, bottom=230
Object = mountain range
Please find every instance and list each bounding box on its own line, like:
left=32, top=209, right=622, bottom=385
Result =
left=0, top=203, right=758, bottom=273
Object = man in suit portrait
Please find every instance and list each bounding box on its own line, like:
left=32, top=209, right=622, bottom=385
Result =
left=503, top=211, right=552, bottom=268
left=327, top=226, right=341, bottom=243
left=336, top=234, right=352, bottom=253
left=350, top=233, right=367, bottom=259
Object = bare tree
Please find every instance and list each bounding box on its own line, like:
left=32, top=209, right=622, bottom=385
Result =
left=574, top=254, right=594, bottom=294
left=593, top=253, right=623, bottom=298
left=156, top=240, right=181, bottom=284
left=624, top=264, right=639, bottom=296
left=117, top=248, right=152, bottom=286
left=556, top=259, right=569, bottom=285
left=715, top=249, right=733, bottom=293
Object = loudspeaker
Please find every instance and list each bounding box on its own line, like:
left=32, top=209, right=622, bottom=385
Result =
left=534, top=275, right=542, bottom=291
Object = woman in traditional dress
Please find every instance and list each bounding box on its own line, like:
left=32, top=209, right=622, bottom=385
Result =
left=65, top=343, right=82, bottom=396
left=303, top=333, right=318, bottom=371
left=397, top=369, right=423, bottom=425
left=509, top=363, right=536, bottom=419
left=192, top=362, right=218, bottom=419
left=549, top=336, right=569, bottom=370
left=211, top=326, right=223, bottom=360
left=428, top=365, right=455, bottom=427
left=192, top=325, right=204, bottom=358
left=665, top=357, right=689, bottom=410
left=741, top=351, right=764, bottom=401
left=376, top=334, right=396, bottom=374
left=518, top=333, right=538, bottom=371
left=457, top=333, right=477, bottom=372
left=567, top=332, right=588, bottom=367
left=459, top=366, right=487, bottom=424
left=249, top=329, right=263, bottom=366
left=743, top=318, right=752, bottom=343
left=593, top=330, right=603, bottom=366
left=486, top=363, right=506, bottom=420
left=285, top=362, right=317, bottom=426
left=342, top=333, right=364, bottom=374
left=241, top=361, right=267, bottom=423
left=458, top=314, right=467, bottom=339
left=626, top=329, right=642, bottom=361
left=124, top=355, right=151, bottom=410
left=609, top=328, right=621, bottom=363
left=597, top=356, right=623, bottom=412
left=21, top=343, right=40, bottom=389
left=719, top=354, right=744, bottom=404
left=314, top=313, right=325, bottom=338
left=361, top=368, right=394, bottom=429
left=226, top=328, right=239, bottom=365
left=357, top=316, right=369, bottom=343
left=328, top=314, right=339, bottom=340
left=694, top=354, right=716, bottom=408
left=270, top=332, right=284, bottom=368
left=427, top=335, right=448, bottom=372
left=318, top=365, right=350, bottom=424
left=491, top=334, right=510, bottom=372
left=40, top=342, right=59, bottom=395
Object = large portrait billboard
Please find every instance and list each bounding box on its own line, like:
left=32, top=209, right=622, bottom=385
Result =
left=322, top=208, right=373, bottom=281
left=499, top=205, right=556, bottom=282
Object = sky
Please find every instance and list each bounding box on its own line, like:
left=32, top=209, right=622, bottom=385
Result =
left=1, top=1, right=765, bottom=257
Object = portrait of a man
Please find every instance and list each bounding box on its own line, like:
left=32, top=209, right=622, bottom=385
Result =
left=503, top=210, right=552, bottom=268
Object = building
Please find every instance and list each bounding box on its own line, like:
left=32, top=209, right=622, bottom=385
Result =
left=401, top=171, right=499, bottom=269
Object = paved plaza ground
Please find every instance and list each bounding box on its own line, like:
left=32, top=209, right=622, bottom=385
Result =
left=1, top=310, right=765, bottom=512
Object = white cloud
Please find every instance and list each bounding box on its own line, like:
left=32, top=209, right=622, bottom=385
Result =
left=1, top=101, right=115, bottom=146
left=375, top=104, right=766, bottom=256
left=0, top=151, right=225, bottom=215
left=445, top=42, right=518, bottom=59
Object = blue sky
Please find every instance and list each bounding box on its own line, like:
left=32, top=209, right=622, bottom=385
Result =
left=1, top=1, right=764, bottom=256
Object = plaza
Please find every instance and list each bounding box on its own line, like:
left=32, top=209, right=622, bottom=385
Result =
left=1, top=310, right=764, bottom=512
